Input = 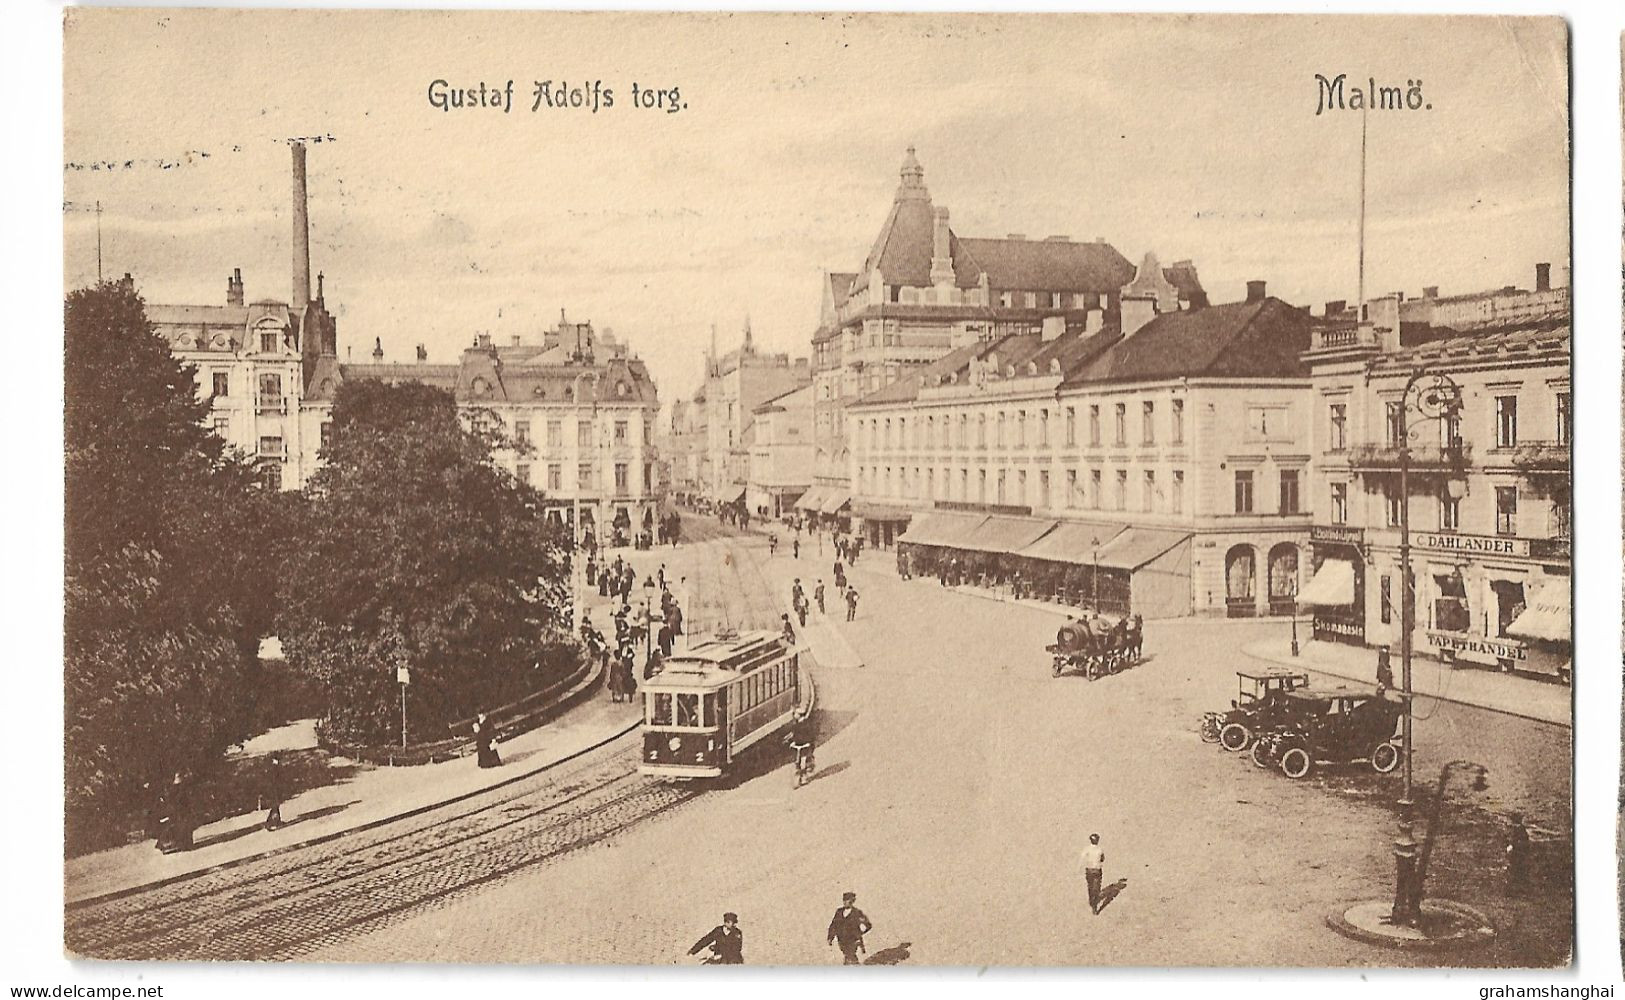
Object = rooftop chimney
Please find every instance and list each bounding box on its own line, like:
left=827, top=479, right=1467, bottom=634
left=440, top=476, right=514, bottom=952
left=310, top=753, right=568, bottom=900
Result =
left=1422, top=286, right=1439, bottom=300
left=930, top=206, right=954, bottom=286
left=1324, top=299, right=1346, bottom=317
left=1121, top=294, right=1158, bottom=337
left=1245, top=280, right=1267, bottom=303
left=291, top=142, right=311, bottom=312
left=511, top=335, right=522, bottom=347
left=416, top=343, right=428, bottom=363
left=1085, top=307, right=1105, bottom=336
left=371, top=337, right=384, bottom=362
left=227, top=267, right=244, bottom=306
left=1006, top=233, right=1027, bottom=241
left=1041, top=315, right=1066, bottom=343
left=1535, top=262, right=1551, bottom=292
left=1044, top=235, right=1071, bottom=242
left=316, top=271, right=325, bottom=303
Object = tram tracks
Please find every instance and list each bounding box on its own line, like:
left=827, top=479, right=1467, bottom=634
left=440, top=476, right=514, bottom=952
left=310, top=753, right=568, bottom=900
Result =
left=65, top=529, right=782, bottom=961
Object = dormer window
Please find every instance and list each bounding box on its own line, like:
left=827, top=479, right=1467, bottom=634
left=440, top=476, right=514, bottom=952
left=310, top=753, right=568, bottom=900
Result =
left=1026, top=361, right=1038, bottom=376
left=1049, top=359, right=1062, bottom=374
left=532, top=385, right=546, bottom=398
left=260, top=331, right=278, bottom=353
left=616, top=381, right=629, bottom=398
left=471, top=376, right=490, bottom=397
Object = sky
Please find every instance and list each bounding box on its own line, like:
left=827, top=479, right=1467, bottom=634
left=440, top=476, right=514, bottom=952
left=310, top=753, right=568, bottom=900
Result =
left=63, top=11, right=1569, bottom=406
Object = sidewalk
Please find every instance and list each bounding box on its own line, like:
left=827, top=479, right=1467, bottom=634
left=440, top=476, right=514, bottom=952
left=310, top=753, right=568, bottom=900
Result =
left=66, top=676, right=640, bottom=905
left=1243, top=637, right=1571, bottom=728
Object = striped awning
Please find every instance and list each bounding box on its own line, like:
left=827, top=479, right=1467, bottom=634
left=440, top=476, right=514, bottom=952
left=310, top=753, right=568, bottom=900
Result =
left=796, top=486, right=829, bottom=511
left=957, top=516, right=1058, bottom=555
left=1094, top=527, right=1190, bottom=570
left=1505, top=580, right=1570, bottom=643
left=820, top=490, right=852, bottom=514
left=1017, top=521, right=1129, bottom=564
left=898, top=511, right=988, bottom=548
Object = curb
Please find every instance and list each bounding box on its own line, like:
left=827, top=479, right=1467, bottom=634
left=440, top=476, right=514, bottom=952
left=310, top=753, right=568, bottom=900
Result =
left=67, top=702, right=641, bottom=910
left=1325, top=899, right=1497, bottom=950
left=1242, top=642, right=1570, bottom=729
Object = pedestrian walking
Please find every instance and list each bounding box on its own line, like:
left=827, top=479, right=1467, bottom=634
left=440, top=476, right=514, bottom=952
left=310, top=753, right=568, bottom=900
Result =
left=1081, top=833, right=1106, bottom=914
left=689, top=912, right=744, bottom=964
left=473, top=713, right=502, bottom=768
left=797, top=597, right=808, bottom=628
left=1506, top=812, right=1531, bottom=893
left=262, top=752, right=286, bottom=831
left=781, top=613, right=796, bottom=644
left=845, top=586, right=860, bottom=622
left=827, top=891, right=872, bottom=965
left=1376, top=646, right=1394, bottom=692
left=154, top=771, right=194, bottom=853
left=770, top=534, right=779, bottom=557
left=815, top=580, right=826, bottom=615
left=793, top=538, right=800, bottom=560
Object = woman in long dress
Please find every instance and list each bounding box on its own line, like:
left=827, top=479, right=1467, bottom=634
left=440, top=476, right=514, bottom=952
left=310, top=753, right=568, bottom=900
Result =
left=473, top=713, right=501, bottom=768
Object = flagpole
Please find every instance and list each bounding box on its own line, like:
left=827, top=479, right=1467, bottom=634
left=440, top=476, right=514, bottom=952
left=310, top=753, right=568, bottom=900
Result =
left=1357, top=107, right=1367, bottom=311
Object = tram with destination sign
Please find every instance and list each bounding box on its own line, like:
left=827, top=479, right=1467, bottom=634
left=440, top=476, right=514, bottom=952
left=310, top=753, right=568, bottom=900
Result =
left=639, top=629, right=803, bottom=779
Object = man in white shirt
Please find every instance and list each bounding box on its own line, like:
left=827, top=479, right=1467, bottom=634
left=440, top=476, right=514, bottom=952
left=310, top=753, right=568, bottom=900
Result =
left=1081, top=833, right=1106, bottom=915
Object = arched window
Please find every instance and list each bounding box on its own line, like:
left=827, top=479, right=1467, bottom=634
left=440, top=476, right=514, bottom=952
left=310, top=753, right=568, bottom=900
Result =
left=1225, top=545, right=1257, bottom=618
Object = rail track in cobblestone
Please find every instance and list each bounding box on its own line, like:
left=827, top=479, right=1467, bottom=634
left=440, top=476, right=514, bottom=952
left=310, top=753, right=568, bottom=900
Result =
left=66, top=529, right=784, bottom=961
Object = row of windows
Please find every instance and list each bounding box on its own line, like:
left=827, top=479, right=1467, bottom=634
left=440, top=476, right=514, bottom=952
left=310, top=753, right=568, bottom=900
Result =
left=1326, top=392, right=1570, bottom=452
left=737, top=660, right=797, bottom=712
left=1230, top=470, right=1301, bottom=515
left=857, top=400, right=1188, bottom=455
left=512, top=461, right=652, bottom=493
left=858, top=464, right=1190, bottom=516
left=1322, top=481, right=1567, bottom=538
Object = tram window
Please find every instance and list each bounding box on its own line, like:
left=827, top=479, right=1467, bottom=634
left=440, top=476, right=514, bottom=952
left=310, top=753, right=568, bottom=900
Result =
left=701, top=694, right=715, bottom=727
left=651, top=694, right=673, bottom=726
left=677, top=694, right=700, bottom=727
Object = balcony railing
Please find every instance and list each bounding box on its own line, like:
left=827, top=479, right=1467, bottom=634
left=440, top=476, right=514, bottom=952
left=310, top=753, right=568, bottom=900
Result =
left=1347, top=441, right=1472, bottom=472
left=1505, top=441, right=1569, bottom=474
left=1309, top=325, right=1378, bottom=352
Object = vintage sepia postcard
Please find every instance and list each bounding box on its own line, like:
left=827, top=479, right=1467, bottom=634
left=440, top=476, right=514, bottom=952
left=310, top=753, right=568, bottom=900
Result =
left=61, top=10, right=1572, bottom=966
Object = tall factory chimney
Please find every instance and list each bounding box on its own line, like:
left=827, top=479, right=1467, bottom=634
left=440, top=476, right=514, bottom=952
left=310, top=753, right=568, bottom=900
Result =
left=291, top=141, right=312, bottom=312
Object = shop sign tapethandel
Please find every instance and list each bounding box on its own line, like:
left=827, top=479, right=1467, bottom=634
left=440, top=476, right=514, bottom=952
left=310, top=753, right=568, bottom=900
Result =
left=1424, top=630, right=1527, bottom=660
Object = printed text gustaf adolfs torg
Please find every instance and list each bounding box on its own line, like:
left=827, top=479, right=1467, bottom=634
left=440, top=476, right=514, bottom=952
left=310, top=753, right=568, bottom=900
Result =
left=426, top=79, right=686, bottom=115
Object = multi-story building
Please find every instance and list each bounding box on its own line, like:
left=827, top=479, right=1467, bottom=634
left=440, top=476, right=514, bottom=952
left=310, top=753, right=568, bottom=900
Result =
left=699, top=323, right=811, bottom=506
left=149, top=142, right=662, bottom=535
left=848, top=277, right=1314, bottom=618
left=746, top=383, right=815, bottom=518
left=809, top=147, right=1204, bottom=516
left=1300, top=266, right=1570, bottom=679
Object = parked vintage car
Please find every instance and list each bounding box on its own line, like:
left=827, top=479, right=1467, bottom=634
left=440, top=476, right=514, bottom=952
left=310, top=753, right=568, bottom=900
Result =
left=1247, top=687, right=1403, bottom=779
left=1199, top=669, right=1311, bottom=751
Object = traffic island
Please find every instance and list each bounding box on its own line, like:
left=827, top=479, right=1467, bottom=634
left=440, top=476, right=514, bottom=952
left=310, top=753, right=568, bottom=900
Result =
left=1327, top=899, right=1496, bottom=950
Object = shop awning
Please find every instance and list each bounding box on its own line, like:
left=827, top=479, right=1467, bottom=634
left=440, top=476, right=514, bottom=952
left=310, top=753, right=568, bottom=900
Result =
left=1505, top=580, right=1570, bottom=642
left=1296, top=559, right=1356, bottom=607
left=1016, top=520, right=1129, bottom=564
left=720, top=484, right=747, bottom=504
left=957, top=516, right=1059, bottom=555
left=898, top=510, right=987, bottom=548
left=796, top=486, right=829, bottom=512
left=820, top=490, right=852, bottom=514
left=1094, top=527, right=1191, bottom=570
left=850, top=500, right=914, bottom=522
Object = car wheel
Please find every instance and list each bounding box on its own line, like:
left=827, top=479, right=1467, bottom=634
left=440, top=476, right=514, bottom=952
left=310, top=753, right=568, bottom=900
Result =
left=1250, top=738, right=1273, bottom=769
left=1279, top=746, right=1313, bottom=779
left=1200, top=718, right=1222, bottom=744
left=1371, top=741, right=1401, bottom=774
left=1220, top=723, right=1252, bottom=752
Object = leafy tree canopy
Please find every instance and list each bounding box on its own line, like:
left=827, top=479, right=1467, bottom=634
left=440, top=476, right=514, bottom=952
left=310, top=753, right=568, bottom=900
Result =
left=278, top=379, right=570, bottom=742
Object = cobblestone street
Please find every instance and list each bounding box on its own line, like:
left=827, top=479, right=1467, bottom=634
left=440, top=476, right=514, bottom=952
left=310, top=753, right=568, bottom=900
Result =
left=314, top=523, right=1570, bottom=967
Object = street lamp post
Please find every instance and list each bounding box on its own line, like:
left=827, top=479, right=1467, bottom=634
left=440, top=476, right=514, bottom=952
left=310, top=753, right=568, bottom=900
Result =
left=1391, top=368, right=1464, bottom=926
left=569, top=370, right=600, bottom=634
left=642, top=576, right=658, bottom=671
left=1091, top=536, right=1100, bottom=612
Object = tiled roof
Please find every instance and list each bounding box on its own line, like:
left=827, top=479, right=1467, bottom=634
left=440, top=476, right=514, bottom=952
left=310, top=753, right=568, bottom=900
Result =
left=1064, top=297, right=1311, bottom=386
left=147, top=303, right=250, bottom=327
left=340, top=363, right=461, bottom=390
left=954, top=237, right=1135, bottom=293
left=829, top=271, right=858, bottom=306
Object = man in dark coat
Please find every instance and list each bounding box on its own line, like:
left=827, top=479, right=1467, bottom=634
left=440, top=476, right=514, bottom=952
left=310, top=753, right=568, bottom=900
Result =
left=827, top=891, right=872, bottom=964
left=1506, top=812, right=1531, bottom=893
left=263, top=752, right=286, bottom=831
left=689, top=912, right=744, bottom=964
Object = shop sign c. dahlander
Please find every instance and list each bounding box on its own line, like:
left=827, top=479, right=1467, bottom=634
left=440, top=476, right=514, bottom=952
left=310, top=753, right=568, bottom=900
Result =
left=1412, top=532, right=1530, bottom=557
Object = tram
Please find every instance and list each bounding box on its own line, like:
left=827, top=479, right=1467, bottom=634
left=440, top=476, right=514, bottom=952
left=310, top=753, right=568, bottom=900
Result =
left=639, top=629, right=802, bottom=779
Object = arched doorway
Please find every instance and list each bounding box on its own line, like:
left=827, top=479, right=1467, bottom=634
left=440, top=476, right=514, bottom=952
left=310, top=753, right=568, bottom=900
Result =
left=1267, top=543, right=1300, bottom=616
left=1225, top=545, right=1257, bottom=618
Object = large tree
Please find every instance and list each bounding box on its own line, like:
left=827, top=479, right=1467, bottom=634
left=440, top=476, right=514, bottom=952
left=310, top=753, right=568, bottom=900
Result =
left=64, top=281, right=285, bottom=848
left=277, top=380, right=571, bottom=743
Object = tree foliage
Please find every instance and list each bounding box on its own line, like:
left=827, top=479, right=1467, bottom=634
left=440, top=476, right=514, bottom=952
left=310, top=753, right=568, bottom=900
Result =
left=277, top=380, right=570, bottom=742
left=64, top=281, right=286, bottom=848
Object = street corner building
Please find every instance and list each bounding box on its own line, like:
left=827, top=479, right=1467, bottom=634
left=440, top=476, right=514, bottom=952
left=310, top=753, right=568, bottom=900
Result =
left=144, top=142, right=663, bottom=538
left=1299, top=272, right=1571, bottom=682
